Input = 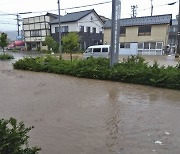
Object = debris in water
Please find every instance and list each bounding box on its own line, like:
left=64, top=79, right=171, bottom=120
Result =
left=165, top=132, right=170, bottom=135
left=155, top=141, right=163, bottom=145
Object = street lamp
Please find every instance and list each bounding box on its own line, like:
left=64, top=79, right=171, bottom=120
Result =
left=57, top=0, right=62, bottom=59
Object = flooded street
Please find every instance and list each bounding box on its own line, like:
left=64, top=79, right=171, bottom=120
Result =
left=0, top=54, right=180, bottom=154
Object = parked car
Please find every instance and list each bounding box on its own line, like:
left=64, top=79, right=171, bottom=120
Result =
left=83, top=45, right=110, bottom=59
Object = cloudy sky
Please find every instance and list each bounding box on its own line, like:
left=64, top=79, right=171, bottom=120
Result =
left=0, top=0, right=178, bottom=31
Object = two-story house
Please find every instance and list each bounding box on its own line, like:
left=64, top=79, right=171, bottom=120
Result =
left=50, top=9, right=104, bottom=50
left=104, top=14, right=172, bottom=55
left=22, top=13, right=58, bottom=50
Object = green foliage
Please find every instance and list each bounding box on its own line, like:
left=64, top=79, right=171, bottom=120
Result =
left=40, top=49, right=51, bottom=54
left=12, top=49, right=19, bottom=53
left=0, top=54, right=14, bottom=60
left=0, top=118, right=41, bottom=154
left=62, top=32, right=80, bottom=61
left=52, top=41, right=59, bottom=53
left=13, top=55, right=180, bottom=90
left=0, top=33, right=8, bottom=54
left=44, top=36, right=59, bottom=53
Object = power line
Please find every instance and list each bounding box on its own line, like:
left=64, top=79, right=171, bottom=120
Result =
left=0, top=1, right=112, bottom=16
left=0, top=0, right=178, bottom=18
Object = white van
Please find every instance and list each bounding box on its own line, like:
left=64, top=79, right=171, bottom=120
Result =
left=83, top=45, right=110, bottom=59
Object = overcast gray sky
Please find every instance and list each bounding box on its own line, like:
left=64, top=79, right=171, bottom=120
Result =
left=0, top=0, right=179, bottom=31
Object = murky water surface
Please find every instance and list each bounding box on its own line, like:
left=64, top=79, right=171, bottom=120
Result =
left=0, top=53, right=180, bottom=154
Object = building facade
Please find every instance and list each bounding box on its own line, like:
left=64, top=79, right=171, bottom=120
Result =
left=104, top=14, right=172, bottom=55
left=22, top=13, right=58, bottom=50
left=50, top=9, right=104, bottom=50
left=168, top=19, right=178, bottom=51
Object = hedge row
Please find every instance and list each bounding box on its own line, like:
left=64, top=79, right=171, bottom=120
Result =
left=13, top=55, right=180, bottom=90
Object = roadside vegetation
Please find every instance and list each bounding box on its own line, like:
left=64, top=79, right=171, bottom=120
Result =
left=0, top=53, right=14, bottom=60
left=0, top=117, right=41, bottom=154
left=62, top=32, right=80, bottom=61
left=13, top=55, right=180, bottom=90
left=0, top=32, right=14, bottom=60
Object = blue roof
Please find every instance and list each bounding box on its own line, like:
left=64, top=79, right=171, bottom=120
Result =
left=51, top=9, right=94, bottom=24
left=104, top=14, right=172, bottom=28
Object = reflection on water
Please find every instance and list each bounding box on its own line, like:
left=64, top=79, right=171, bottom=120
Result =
left=104, top=87, right=121, bottom=149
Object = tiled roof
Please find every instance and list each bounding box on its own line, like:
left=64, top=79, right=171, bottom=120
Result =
left=51, top=9, right=94, bottom=24
left=46, top=13, right=58, bottom=19
left=104, top=14, right=172, bottom=28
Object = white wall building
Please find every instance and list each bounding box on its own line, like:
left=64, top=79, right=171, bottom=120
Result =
left=51, top=9, right=105, bottom=50
left=22, top=13, right=58, bottom=50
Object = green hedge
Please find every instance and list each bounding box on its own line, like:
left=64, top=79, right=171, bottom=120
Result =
left=13, top=55, right=180, bottom=90
left=0, top=54, right=14, bottom=60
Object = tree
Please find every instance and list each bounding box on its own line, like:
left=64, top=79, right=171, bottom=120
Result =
left=0, top=117, right=41, bottom=154
left=44, top=36, right=59, bottom=53
left=62, top=32, right=80, bottom=61
left=0, top=33, right=8, bottom=54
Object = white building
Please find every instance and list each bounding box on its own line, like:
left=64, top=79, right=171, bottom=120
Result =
left=50, top=9, right=105, bottom=50
left=22, top=13, right=58, bottom=50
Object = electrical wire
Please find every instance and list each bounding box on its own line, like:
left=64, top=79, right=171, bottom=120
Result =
left=0, top=1, right=112, bottom=16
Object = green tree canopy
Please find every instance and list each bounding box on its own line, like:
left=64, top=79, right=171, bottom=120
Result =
left=0, top=33, right=8, bottom=54
left=62, top=32, right=80, bottom=61
left=45, top=36, right=58, bottom=52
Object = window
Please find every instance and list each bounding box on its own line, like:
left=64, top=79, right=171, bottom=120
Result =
left=102, top=48, right=108, bottom=52
left=138, top=26, right=151, bottom=36
left=55, top=27, right=59, bottom=33
left=120, top=27, right=126, bottom=36
left=93, top=48, right=101, bottom=52
left=86, top=27, right=90, bottom=33
left=150, top=42, right=156, bottom=49
left=93, top=27, right=96, bottom=33
left=144, top=42, right=150, bottom=49
left=120, top=43, right=130, bottom=48
left=138, top=43, right=143, bottom=49
left=55, top=26, right=68, bottom=33
left=30, top=30, right=42, bottom=36
left=156, top=42, right=163, bottom=49
left=85, top=48, right=92, bottom=53
left=62, top=26, right=68, bottom=32
left=125, top=43, right=130, bottom=48
left=80, top=26, right=84, bottom=32
left=120, top=43, right=125, bottom=48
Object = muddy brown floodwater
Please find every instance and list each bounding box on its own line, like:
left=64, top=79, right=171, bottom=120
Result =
left=0, top=60, right=180, bottom=154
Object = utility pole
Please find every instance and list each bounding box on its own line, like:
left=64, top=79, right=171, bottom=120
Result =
left=131, top=5, right=138, bottom=18
left=16, top=14, right=20, bottom=37
left=110, top=0, right=121, bottom=67
left=16, top=12, right=32, bottom=39
left=57, top=0, right=62, bottom=59
left=151, top=0, right=153, bottom=16
left=176, top=0, right=180, bottom=58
